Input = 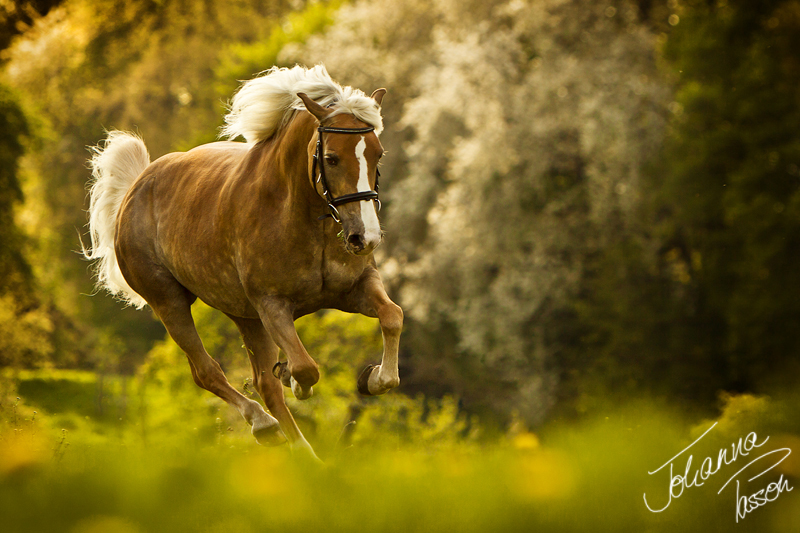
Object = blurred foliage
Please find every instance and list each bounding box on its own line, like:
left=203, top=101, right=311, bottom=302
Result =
left=0, top=83, right=53, bottom=367
left=1, top=0, right=317, bottom=372
left=283, top=0, right=672, bottom=423
left=0, top=0, right=62, bottom=50
left=273, top=0, right=799, bottom=422
left=0, top=0, right=797, bottom=527
left=1, top=367, right=798, bottom=532
left=0, top=294, right=52, bottom=367
left=0, top=0, right=797, bottom=461
left=568, top=0, right=800, bottom=411
left=133, top=303, right=473, bottom=452
left=0, top=83, right=32, bottom=303
left=656, top=0, right=800, bottom=390
left=214, top=0, right=344, bottom=97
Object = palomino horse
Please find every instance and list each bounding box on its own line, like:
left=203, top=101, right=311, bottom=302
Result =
left=84, top=65, right=403, bottom=459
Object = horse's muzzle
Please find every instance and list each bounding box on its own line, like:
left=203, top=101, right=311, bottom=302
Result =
left=345, top=232, right=380, bottom=255
left=347, top=233, right=366, bottom=252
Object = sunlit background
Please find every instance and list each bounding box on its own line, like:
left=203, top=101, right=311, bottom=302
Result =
left=1, top=0, right=799, bottom=531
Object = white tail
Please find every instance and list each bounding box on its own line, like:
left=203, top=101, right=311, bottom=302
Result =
left=83, top=131, right=150, bottom=308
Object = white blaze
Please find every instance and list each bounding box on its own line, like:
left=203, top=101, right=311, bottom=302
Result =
left=355, top=136, right=381, bottom=246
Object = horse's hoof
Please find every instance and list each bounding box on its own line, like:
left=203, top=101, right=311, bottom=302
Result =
left=291, top=378, right=313, bottom=400
left=272, top=361, right=292, bottom=388
left=252, top=419, right=287, bottom=447
left=357, top=364, right=376, bottom=395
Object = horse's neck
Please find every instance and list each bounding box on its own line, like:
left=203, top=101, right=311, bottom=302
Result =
left=247, top=113, right=322, bottom=219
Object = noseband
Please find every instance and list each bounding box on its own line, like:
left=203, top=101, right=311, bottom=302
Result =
left=313, top=125, right=381, bottom=223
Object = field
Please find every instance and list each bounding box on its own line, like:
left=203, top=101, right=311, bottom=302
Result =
left=2, top=366, right=798, bottom=533
left=1, top=2, right=800, bottom=531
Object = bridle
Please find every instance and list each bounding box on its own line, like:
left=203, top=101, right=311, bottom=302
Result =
left=313, top=124, right=381, bottom=223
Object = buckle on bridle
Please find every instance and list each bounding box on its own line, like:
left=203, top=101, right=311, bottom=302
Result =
left=326, top=204, right=341, bottom=223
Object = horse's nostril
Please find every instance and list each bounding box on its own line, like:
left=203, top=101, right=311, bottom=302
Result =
left=348, top=234, right=365, bottom=249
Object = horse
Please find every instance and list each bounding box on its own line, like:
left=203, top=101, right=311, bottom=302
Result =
left=83, top=65, right=403, bottom=459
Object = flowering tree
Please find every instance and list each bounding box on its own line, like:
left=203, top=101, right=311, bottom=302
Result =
left=284, top=0, right=669, bottom=423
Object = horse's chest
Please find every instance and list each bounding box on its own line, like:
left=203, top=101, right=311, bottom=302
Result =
left=320, top=253, right=363, bottom=295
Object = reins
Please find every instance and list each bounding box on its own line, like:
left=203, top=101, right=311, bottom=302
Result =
left=313, top=125, right=381, bottom=223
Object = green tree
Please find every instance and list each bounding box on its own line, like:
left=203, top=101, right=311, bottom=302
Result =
left=657, top=0, right=800, bottom=390
left=284, top=0, right=670, bottom=425
left=0, top=0, right=63, bottom=50
left=568, top=0, right=800, bottom=410
left=0, top=83, right=32, bottom=305
left=2, top=0, right=300, bottom=371
left=0, top=83, right=53, bottom=367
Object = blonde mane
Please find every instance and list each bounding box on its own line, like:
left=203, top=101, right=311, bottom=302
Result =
left=221, top=65, right=384, bottom=143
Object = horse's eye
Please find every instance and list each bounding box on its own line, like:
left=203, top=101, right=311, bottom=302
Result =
left=324, top=154, right=339, bottom=166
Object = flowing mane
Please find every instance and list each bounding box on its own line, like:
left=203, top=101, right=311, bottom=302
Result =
left=220, top=64, right=384, bottom=143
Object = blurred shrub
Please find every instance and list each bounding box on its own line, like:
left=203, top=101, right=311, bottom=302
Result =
left=0, top=295, right=53, bottom=367
left=214, top=0, right=344, bottom=96
left=2, top=0, right=797, bottom=450
left=2, top=0, right=307, bottom=372
left=130, top=302, right=473, bottom=453
left=2, top=384, right=798, bottom=533
left=281, top=0, right=671, bottom=425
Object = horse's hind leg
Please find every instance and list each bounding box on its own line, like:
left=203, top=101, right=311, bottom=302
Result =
left=141, top=278, right=285, bottom=445
left=227, top=315, right=319, bottom=460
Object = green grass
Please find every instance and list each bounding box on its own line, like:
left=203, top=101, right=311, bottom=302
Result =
left=1, top=368, right=799, bottom=533
left=13, top=369, right=126, bottom=420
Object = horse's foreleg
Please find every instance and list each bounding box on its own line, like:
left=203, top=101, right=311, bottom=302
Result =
left=149, top=294, right=284, bottom=445
left=229, top=315, right=320, bottom=460
left=352, top=274, right=404, bottom=396
left=256, top=299, right=319, bottom=400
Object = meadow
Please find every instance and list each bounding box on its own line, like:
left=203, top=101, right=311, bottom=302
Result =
left=2, top=1, right=799, bottom=531
left=2, top=352, right=798, bottom=533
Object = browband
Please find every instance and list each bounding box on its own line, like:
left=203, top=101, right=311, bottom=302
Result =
left=318, top=126, right=376, bottom=134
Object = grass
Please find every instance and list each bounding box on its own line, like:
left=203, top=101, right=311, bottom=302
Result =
left=1, top=368, right=799, bottom=533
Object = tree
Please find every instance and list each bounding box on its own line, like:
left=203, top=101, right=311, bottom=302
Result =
left=653, top=0, right=800, bottom=392
left=284, top=0, right=670, bottom=424
left=0, top=83, right=53, bottom=367
left=0, top=83, right=32, bottom=305
left=2, top=0, right=298, bottom=371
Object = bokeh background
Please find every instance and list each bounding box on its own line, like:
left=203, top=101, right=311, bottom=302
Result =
left=1, top=1, right=798, bottom=531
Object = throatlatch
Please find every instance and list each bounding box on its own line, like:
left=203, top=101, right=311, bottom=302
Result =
left=313, top=125, right=381, bottom=223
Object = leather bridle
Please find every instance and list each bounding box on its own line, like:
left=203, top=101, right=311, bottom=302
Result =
left=313, top=125, right=381, bottom=223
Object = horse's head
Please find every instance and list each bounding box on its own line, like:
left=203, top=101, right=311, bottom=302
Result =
left=298, top=90, right=386, bottom=256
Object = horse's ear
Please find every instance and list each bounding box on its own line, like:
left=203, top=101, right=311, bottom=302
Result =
left=371, top=88, right=387, bottom=106
left=297, top=93, right=332, bottom=122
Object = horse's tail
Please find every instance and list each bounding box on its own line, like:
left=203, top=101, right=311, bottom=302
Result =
left=82, top=131, right=150, bottom=309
